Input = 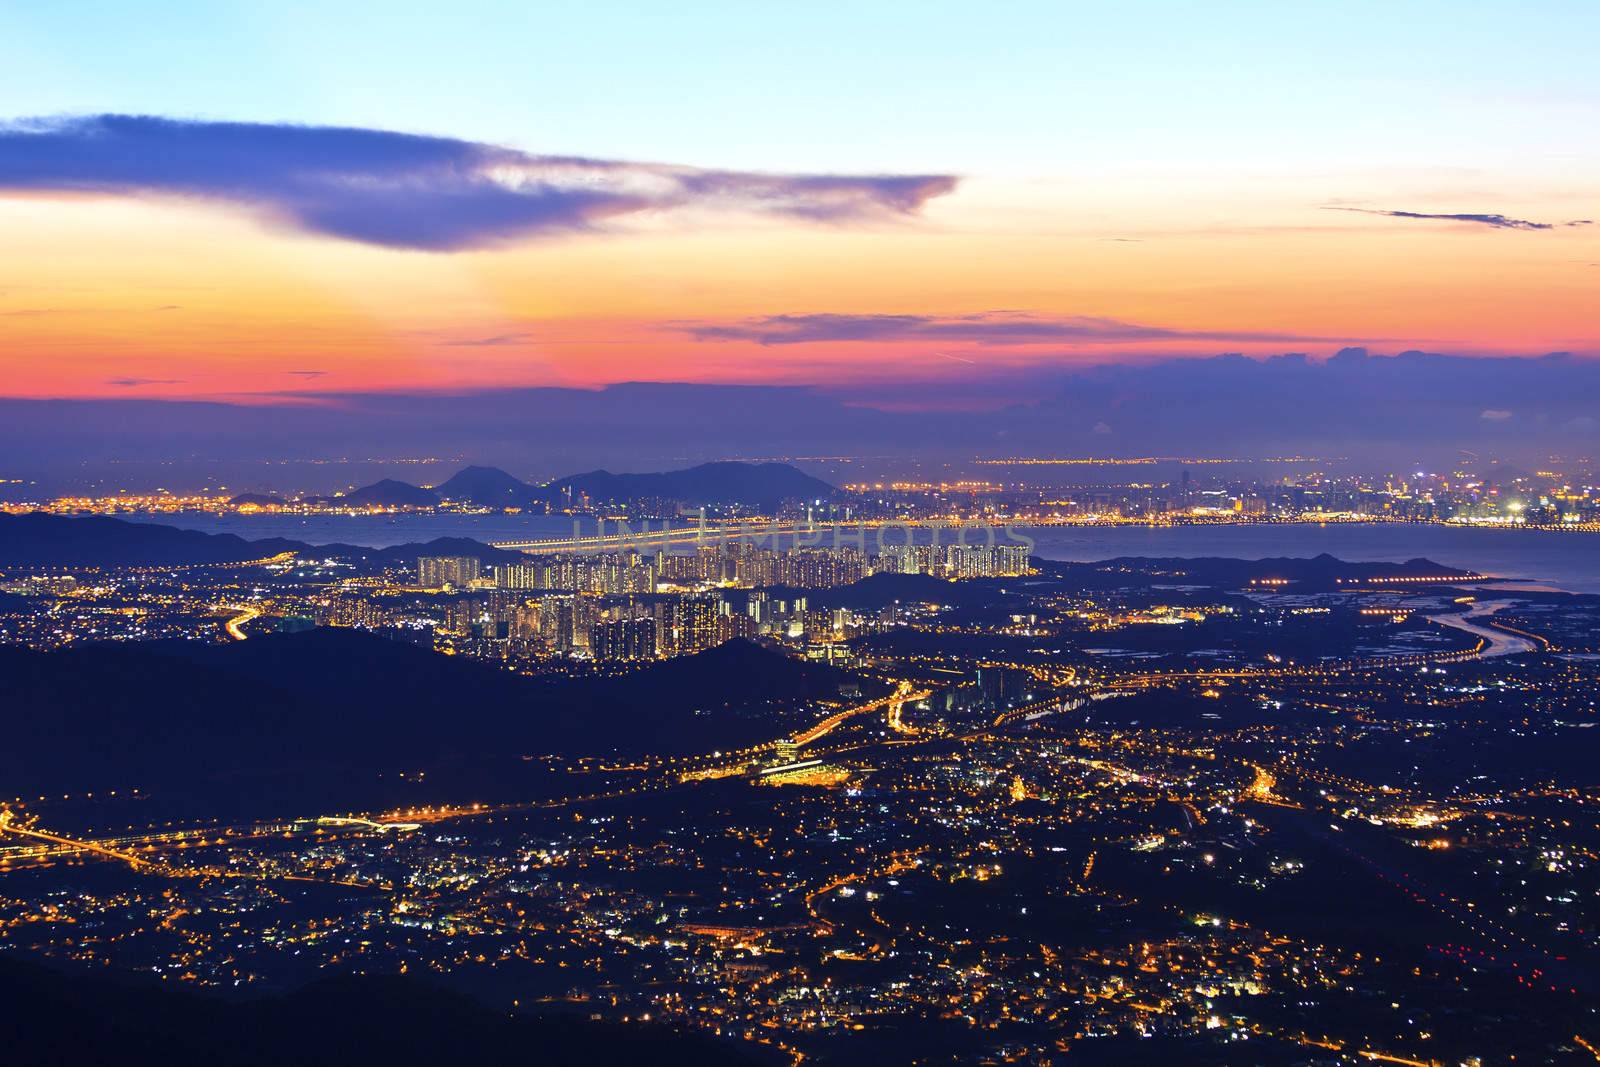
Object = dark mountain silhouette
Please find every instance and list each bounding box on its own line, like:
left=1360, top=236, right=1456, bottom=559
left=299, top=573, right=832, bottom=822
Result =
left=0, top=631, right=874, bottom=806
left=341, top=460, right=837, bottom=514
left=372, top=535, right=525, bottom=566
left=0, top=953, right=758, bottom=1067
left=0, top=512, right=305, bottom=567
left=549, top=461, right=835, bottom=507
left=789, top=571, right=967, bottom=610
left=225, top=492, right=287, bottom=507
left=337, top=478, right=440, bottom=508
left=524, top=637, right=878, bottom=753
left=764, top=555, right=1480, bottom=609
left=434, top=464, right=543, bottom=507
left=0, top=513, right=521, bottom=568
left=1067, top=553, right=1479, bottom=590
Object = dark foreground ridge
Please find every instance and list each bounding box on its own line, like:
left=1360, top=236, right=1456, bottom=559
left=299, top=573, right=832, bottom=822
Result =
left=0, top=631, right=872, bottom=802
left=0, top=953, right=757, bottom=1067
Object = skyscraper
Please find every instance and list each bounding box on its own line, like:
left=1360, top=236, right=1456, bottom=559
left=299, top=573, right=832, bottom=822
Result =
left=418, top=556, right=481, bottom=589
left=590, top=617, right=657, bottom=661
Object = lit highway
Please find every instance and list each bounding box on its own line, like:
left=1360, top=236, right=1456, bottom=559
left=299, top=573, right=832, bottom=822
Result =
left=221, top=604, right=261, bottom=641
left=791, top=682, right=929, bottom=747
left=0, top=808, right=151, bottom=870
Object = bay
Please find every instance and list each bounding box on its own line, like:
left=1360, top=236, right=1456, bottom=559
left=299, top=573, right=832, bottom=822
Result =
left=121, top=512, right=1600, bottom=594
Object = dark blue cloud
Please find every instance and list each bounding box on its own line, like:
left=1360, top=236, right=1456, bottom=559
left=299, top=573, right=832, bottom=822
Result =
left=1331, top=207, right=1592, bottom=231
left=683, top=311, right=1327, bottom=345
left=0, top=115, right=957, bottom=251
left=4, top=352, right=1598, bottom=487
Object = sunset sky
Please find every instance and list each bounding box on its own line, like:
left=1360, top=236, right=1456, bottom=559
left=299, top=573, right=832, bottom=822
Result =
left=3, top=2, right=1597, bottom=409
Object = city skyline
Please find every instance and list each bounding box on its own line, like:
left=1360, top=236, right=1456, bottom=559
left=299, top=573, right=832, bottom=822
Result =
left=5, top=7, right=1600, bottom=1064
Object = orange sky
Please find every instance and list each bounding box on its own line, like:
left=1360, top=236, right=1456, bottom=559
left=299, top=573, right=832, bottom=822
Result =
left=4, top=176, right=1597, bottom=404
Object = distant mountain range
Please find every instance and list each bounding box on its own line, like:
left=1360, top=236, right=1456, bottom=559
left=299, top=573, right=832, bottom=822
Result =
left=0, top=461, right=835, bottom=565
left=0, top=512, right=524, bottom=568
left=337, top=461, right=837, bottom=510
left=547, top=462, right=836, bottom=509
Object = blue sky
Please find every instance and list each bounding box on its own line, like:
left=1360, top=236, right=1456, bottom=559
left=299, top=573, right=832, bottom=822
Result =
left=7, top=1, right=1598, bottom=174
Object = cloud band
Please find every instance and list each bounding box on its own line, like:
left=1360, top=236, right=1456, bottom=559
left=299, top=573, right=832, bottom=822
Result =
left=0, top=114, right=957, bottom=251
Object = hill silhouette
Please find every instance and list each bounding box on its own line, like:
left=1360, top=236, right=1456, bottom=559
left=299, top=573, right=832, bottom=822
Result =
left=0, top=512, right=311, bottom=567
left=0, top=631, right=871, bottom=808
left=337, top=478, right=441, bottom=508
left=0, top=513, right=521, bottom=567
left=1069, top=553, right=1478, bottom=590
left=338, top=460, right=837, bottom=512
left=776, top=571, right=973, bottom=610
left=548, top=461, right=834, bottom=508
left=0, top=953, right=758, bottom=1067
left=434, top=464, right=542, bottom=507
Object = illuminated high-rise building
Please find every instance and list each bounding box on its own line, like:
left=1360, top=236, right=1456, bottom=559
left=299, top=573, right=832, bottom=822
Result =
left=590, top=616, right=657, bottom=661
left=418, top=556, right=481, bottom=589
left=675, top=596, right=720, bottom=654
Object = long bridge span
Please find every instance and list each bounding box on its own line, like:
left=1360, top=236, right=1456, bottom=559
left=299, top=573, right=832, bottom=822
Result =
left=488, top=518, right=1015, bottom=554
left=492, top=521, right=821, bottom=553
